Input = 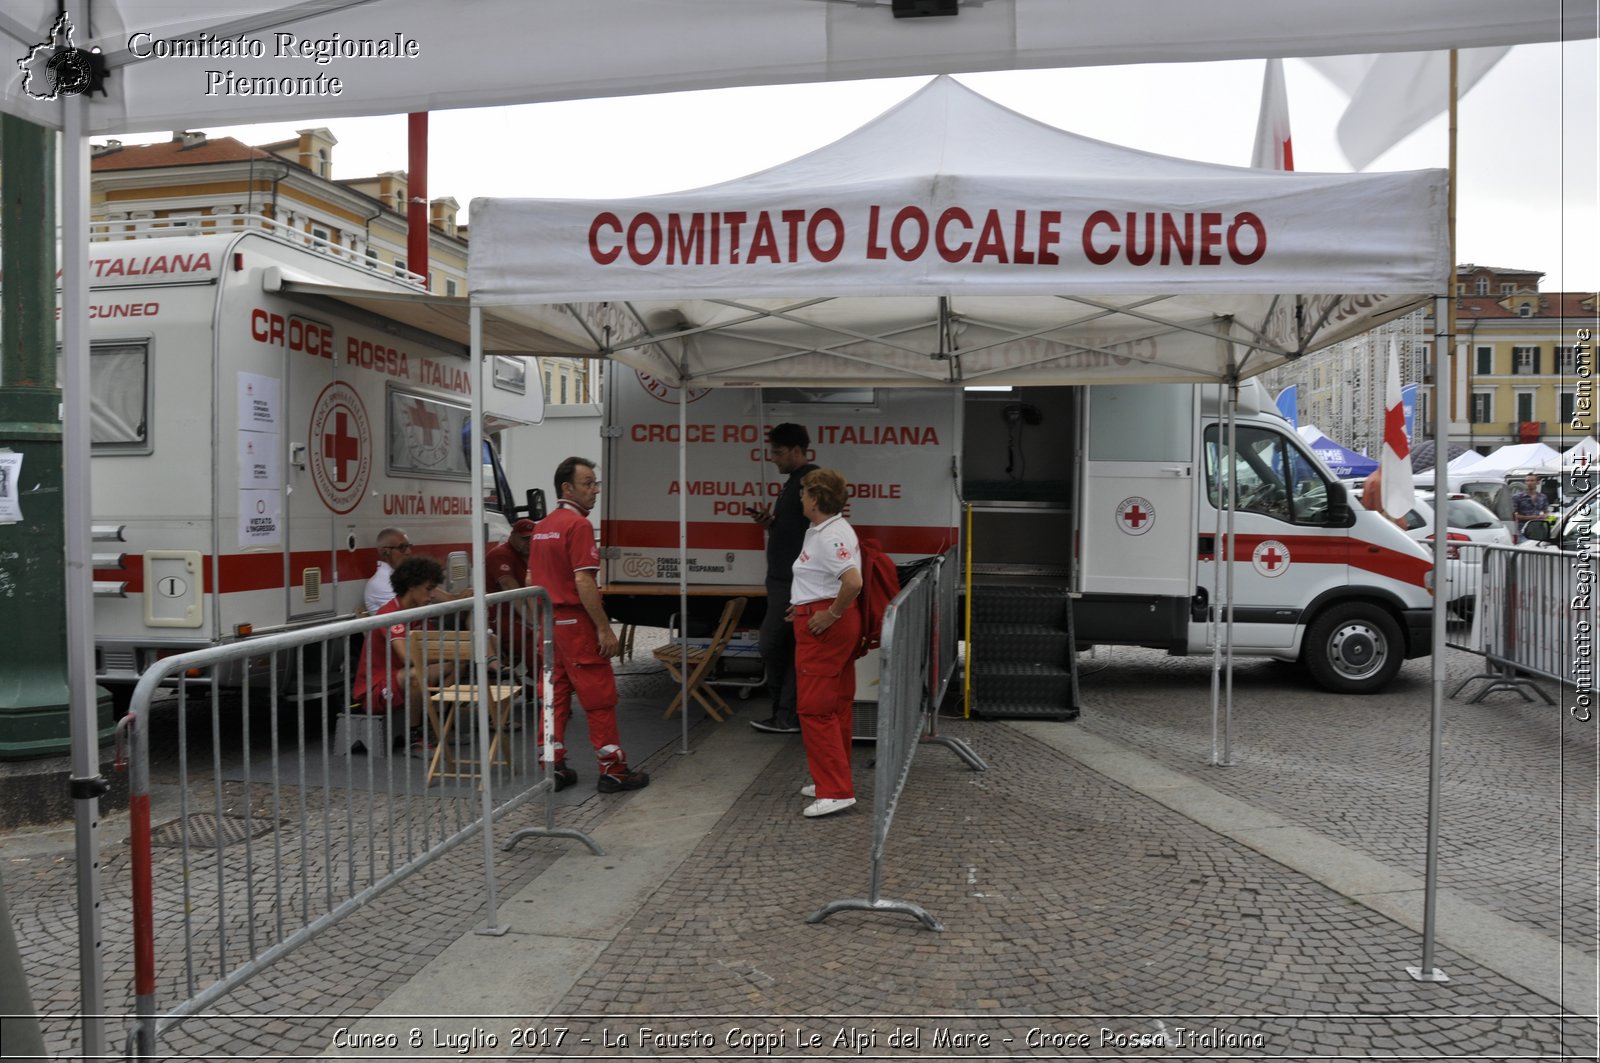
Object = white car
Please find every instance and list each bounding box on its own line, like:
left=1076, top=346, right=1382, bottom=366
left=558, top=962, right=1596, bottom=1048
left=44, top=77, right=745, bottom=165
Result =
left=1402, top=492, right=1514, bottom=619
left=1519, top=485, right=1597, bottom=553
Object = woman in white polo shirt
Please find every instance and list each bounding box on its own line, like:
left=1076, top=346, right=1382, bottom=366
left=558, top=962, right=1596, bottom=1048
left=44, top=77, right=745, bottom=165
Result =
left=788, top=468, right=864, bottom=818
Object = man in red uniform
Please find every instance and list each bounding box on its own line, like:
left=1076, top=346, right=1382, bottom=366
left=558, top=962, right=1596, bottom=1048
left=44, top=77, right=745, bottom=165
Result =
left=486, top=517, right=540, bottom=672
left=526, top=457, right=649, bottom=793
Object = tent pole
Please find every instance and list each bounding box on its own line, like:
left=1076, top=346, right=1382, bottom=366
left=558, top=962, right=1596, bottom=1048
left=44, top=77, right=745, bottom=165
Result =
left=677, top=376, right=690, bottom=753
left=1409, top=48, right=1458, bottom=985
left=62, top=0, right=107, bottom=1052
left=1222, top=381, right=1237, bottom=767
left=1208, top=383, right=1224, bottom=763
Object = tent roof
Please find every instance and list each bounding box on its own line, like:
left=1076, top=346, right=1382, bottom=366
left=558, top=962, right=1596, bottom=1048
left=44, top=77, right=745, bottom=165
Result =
left=3, top=1, right=1592, bottom=134
left=469, top=77, right=1447, bottom=388
left=1463, top=442, right=1563, bottom=476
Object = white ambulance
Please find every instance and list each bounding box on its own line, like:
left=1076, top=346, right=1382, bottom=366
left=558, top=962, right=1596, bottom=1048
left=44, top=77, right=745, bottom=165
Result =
left=599, top=367, right=1433, bottom=694
left=82, top=223, right=544, bottom=710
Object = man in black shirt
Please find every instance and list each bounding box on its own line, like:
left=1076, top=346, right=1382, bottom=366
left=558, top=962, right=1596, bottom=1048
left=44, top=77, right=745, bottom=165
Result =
left=749, top=422, right=818, bottom=734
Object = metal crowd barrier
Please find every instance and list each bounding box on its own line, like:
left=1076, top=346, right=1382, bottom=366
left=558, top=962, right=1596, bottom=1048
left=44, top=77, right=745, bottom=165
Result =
left=1453, top=543, right=1591, bottom=708
left=808, top=552, right=986, bottom=931
left=118, top=588, right=596, bottom=1059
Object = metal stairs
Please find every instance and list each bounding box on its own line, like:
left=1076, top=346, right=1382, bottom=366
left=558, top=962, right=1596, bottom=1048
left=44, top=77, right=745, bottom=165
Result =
left=965, top=584, right=1080, bottom=721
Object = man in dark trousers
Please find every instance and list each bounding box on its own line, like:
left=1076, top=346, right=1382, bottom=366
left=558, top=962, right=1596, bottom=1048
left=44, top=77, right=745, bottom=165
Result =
left=748, top=423, right=819, bottom=734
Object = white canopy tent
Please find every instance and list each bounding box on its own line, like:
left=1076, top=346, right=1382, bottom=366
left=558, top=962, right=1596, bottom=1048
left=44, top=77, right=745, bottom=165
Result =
left=1462, top=441, right=1563, bottom=478
left=471, top=77, right=1447, bottom=387
left=8, top=4, right=1588, bottom=1050
left=2, top=0, right=1591, bottom=133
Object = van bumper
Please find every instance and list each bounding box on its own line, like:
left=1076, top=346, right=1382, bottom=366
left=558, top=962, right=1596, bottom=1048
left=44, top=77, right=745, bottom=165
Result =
left=1401, top=608, right=1433, bottom=658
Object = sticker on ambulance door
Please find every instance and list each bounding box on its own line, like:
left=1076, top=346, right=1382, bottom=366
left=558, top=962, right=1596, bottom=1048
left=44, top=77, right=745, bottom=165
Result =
left=1115, top=496, right=1156, bottom=536
left=1251, top=539, right=1291, bottom=577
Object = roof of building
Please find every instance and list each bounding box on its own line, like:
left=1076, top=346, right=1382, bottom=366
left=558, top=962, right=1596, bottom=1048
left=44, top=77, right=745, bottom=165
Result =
left=90, top=136, right=279, bottom=171
left=1457, top=291, right=1597, bottom=320
left=1456, top=263, right=1545, bottom=278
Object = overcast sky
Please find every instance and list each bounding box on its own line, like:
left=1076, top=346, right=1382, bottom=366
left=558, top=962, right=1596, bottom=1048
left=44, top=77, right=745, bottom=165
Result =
left=106, top=40, right=1598, bottom=291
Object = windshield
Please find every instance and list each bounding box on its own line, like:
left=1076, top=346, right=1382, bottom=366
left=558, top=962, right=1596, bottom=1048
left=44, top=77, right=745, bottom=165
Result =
left=1443, top=496, right=1501, bottom=529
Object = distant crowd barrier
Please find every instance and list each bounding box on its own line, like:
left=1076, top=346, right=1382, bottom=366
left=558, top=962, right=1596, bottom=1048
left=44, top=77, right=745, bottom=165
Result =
left=1453, top=543, right=1591, bottom=708
left=119, top=588, right=594, bottom=1060
left=809, top=549, right=985, bottom=931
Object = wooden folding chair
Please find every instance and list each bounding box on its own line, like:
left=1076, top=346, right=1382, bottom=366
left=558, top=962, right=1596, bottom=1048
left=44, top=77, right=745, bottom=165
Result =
left=652, top=597, right=747, bottom=722
left=408, top=631, right=520, bottom=786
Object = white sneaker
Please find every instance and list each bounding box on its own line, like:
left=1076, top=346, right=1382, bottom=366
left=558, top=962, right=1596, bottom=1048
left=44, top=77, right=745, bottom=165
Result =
left=802, top=797, right=855, bottom=818
left=800, top=783, right=816, bottom=798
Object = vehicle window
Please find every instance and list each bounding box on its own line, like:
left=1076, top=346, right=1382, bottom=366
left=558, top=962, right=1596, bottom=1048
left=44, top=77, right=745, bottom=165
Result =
left=1402, top=508, right=1427, bottom=532
left=1204, top=425, right=1332, bottom=526
left=1443, top=496, right=1500, bottom=529
left=85, top=343, right=151, bottom=452
left=386, top=385, right=470, bottom=480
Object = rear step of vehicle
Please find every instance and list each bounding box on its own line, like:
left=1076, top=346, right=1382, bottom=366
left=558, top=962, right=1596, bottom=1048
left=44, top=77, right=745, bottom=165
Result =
left=965, top=584, right=1080, bottom=721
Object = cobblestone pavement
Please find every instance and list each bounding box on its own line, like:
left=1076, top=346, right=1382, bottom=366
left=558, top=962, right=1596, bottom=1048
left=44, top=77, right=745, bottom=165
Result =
left=2, top=640, right=1595, bottom=1060
left=1069, top=643, right=1597, bottom=955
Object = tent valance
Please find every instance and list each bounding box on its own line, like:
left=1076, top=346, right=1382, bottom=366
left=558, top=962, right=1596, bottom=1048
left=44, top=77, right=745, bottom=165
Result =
left=470, top=77, right=1447, bottom=388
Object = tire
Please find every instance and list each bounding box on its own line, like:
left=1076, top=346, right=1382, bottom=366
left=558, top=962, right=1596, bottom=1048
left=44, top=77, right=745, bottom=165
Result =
left=1302, top=602, right=1404, bottom=694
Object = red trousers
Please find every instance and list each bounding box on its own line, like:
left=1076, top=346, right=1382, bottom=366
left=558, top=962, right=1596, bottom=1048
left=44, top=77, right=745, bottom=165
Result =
left=792, top=601, right=860, bottom=800
left=541, top=608, right=626, bottom=772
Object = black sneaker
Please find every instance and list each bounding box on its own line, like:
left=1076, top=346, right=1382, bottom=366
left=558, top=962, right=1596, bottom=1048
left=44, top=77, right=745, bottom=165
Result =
left=596, top=769, right=650, bottom=793
left=550, top=763, right=578, bottom=791
left=750, top=716, right=801, bottom=734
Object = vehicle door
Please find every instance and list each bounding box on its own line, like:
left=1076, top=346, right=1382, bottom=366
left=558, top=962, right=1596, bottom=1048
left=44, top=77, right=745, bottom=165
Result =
left=283, top=311, right=346, bottom=622
left=1197, top=422, right=1346, bottom=648
left=1079, top=384, right=1197, bottom=599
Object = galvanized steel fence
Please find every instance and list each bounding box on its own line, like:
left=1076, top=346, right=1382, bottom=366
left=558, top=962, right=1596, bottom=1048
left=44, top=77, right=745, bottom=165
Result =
left=1452, top=543, right=1593, bottom=710
left=809, top=549, right=985, bottom=931
left=119, top=587, right=595, bottom=1059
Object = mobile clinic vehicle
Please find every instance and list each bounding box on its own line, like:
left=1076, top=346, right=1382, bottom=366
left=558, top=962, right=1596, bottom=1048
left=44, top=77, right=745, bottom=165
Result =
left=599, top=367, right=1433, bottom=694
left=83, top=222, right=543, bottom=711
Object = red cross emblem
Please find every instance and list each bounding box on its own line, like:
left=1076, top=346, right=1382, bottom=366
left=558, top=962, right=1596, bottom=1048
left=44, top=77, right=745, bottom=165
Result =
left=1251, top=539, right=1291, bottom=578
left=1115, top=496, right=1156, bottom=536
left=308, top=382, right=371, bottom=515
left=321, top=409, right=362, bottom=486
left=406, top=398, right=441, bottom=446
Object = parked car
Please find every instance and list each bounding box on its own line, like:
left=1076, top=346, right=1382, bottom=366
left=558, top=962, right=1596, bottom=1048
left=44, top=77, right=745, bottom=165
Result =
left=1402, top=492, right=1513, bottom=620
left=1519, top=485, right=1597, bottom=553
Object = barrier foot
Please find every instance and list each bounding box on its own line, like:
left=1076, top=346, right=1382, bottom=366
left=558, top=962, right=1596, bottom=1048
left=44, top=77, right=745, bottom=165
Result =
left=502, top=825, right=604, bottom=856
left=1406, top=965, right=1450, bottom=983
left=1451, top=665, right=1554, bottom=706
left=805, top=897, right=944, bottom=931
left=922, top=734, right=987, bottom=772
left=474, top=923, right=512, bottom=938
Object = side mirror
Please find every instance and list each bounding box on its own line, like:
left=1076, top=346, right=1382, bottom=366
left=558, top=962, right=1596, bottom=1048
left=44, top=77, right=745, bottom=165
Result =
left=526, top=487, right=547, bottom=522
left=1520, top=518, right=1551, bottom=542
left=1326, top=481, right=1352, bottom=526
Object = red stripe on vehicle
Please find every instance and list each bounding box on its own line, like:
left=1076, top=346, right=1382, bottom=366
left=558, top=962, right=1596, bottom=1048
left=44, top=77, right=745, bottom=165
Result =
left=1197, top=533, right=1429, bottom=588
left=94, top=542, right=474, bottom=595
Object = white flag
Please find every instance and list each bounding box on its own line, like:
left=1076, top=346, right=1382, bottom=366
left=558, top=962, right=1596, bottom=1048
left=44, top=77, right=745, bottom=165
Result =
left=1305, top=47, right=1509, bottom=169
left=1380, top=341, right=1413, bottom=520
left=1251, top=58, right=1294, bottom=170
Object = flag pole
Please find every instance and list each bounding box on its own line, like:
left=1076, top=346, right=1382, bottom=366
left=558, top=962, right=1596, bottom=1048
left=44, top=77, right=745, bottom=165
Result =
left=1408, top=47, right=1457, bottom=987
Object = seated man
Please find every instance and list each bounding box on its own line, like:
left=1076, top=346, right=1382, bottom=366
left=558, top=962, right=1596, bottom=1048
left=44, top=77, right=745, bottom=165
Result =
left=351, top=555, right=499, bottom=755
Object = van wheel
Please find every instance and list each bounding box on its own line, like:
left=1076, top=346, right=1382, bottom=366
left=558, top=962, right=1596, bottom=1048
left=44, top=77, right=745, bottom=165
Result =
left=1303, top=603, right=1402, bottom=694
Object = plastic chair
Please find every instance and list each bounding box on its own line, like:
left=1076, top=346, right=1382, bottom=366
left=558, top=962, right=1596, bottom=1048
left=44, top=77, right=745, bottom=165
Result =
left=407, top=630, right=519, bottom=786
left=652, top=597, right=747, bottom=722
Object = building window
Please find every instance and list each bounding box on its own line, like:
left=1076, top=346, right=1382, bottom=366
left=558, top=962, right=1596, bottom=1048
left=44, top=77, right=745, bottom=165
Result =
left=1512, top=346, right=1540, bottom=374
left=394, top=258, right=407, bottom=277
left=559, top=375, right=569, bottom=404
left=317, top=148, right=328, bottom=177
left=1474, top=277, right=1489, bottom=295
left=1555, top=346, right=1575, bottom=374
left=1475, top=346, right=1493, bottom=376
left=1518, top=303, right=1532, bottom=317
left=1470, top=392, right=1493, bottom=424
left=1560, top=391, right=1576, bottom=424
left=445, top=279, right=458, bottom=297
left=365, top=247, right=378, bottom=269
left=1516, top=392, right=1535, bottom=423
left=543, top=370, right=553, bottom=398
left=1454, top=283, right=1464, bottom=296
left=1500, top=283, right=1515, bottom=294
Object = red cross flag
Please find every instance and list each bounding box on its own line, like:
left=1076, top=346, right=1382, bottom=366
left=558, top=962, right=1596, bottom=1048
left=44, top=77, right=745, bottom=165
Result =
left=1380, top=340, right=1412, bottom=519
left=1251, top=58, right=1294, bottom=171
